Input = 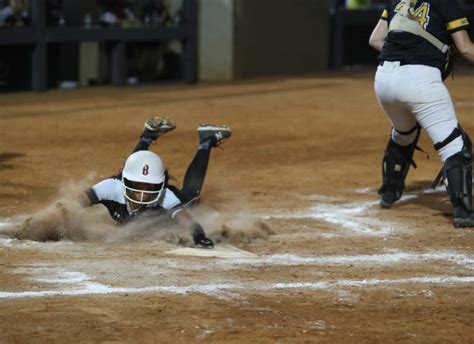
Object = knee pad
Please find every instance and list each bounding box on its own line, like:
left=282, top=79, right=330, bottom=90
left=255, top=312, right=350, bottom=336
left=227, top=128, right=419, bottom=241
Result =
left=379, top=125, right=421, bottom=207
left=434, top=126, right=466, bottom=162
left=392, top=125, right=419, bottom=146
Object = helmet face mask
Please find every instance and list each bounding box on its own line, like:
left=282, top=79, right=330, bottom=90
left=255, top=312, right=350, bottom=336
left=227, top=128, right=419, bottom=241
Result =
left=121, top=151, right=166, bottom=208
left=123, top=179, right=164, bottom=205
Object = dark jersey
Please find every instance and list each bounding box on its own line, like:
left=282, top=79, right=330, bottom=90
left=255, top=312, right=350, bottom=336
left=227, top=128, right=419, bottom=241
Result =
left=86, top=176, right=184, bottom=224
left=379, top=0, right=470, bottom=71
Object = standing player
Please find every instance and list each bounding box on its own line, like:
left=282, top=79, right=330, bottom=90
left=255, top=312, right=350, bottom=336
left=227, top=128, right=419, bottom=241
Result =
left=80, top=117, right=232, bottom=248
left=369, top=0, right=474, bottom=227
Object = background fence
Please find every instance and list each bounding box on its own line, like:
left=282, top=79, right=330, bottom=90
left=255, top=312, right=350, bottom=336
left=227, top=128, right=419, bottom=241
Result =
left=0, top=0, right=473, bottom=91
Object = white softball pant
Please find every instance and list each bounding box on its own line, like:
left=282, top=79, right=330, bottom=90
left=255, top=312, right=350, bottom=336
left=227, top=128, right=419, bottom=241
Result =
left=374, top=61, right=463, bottom=162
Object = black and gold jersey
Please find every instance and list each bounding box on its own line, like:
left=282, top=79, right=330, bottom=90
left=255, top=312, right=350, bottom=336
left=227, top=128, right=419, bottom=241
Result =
left=379, top=0, right=470, bottom=71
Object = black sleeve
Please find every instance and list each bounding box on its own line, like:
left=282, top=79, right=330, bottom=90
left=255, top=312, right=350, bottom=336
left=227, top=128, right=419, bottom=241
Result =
left=380, top=0, right=393, bottom=22
left=441, top=0, right=470, bottom=33
left=85, top=188, right=100, bottom=205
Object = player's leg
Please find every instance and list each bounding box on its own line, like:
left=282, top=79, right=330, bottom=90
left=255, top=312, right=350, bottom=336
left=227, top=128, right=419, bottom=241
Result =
left=131, top=117, right=176, bottom=153
left=408, top=69, right=473, bottom=227
left=180, top=124, right=232, bottom=205
left=440, top=129, right=473, bottom=227
left=115, top=117, right=176, bottom=179
left=375, top=67, right=421, bottom=207
left=378, top=123, right=421, bottom=208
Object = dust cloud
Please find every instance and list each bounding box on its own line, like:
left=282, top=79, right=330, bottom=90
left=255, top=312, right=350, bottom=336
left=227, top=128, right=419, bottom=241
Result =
left=1, top=178, right=274, bottom=247
left=4, top=176, right=111, bottom=242
left=189, top=196, right=275, bottom=246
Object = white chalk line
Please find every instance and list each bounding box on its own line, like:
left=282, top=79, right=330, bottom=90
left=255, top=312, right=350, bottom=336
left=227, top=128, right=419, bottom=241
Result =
left=356, top=187, right=446, bottom=195
left=261, top=187, right=450, bottom=236
left=261, top=199, right=398, bottom=236
left=0, top=249, right=472, bottom=300
left=0, top=274, right=472, bottom=300
left=212, top=251, right=474, bottom=271
left=0, top=221, right=16, bottom=231
left=3, top=241, right=473, bottom=271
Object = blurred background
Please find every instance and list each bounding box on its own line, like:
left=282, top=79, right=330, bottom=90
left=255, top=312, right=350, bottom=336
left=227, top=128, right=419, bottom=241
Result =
left=0, top=0, right=473, bottom=92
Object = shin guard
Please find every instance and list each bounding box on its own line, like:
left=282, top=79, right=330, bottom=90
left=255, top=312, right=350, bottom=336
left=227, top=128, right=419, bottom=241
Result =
left=443, top=132, right=474, bottom=227
left=378, top=126, right=421, bottom=208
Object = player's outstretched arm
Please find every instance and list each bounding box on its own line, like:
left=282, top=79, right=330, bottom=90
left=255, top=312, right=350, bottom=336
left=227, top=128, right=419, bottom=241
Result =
left=369, top=19, right=388, bottom=52
left=173, top=208, right=214, bottom=249
left=451, top=30, right=474, bottom=65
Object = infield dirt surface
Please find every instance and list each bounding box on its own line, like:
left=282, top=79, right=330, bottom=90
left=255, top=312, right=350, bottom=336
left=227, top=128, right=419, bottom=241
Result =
left=0, top=72, right=473, bottom=343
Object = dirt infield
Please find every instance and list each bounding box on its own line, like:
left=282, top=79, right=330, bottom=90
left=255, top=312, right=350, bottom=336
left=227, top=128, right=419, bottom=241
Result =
left=0, top=72, right=473, bottom=343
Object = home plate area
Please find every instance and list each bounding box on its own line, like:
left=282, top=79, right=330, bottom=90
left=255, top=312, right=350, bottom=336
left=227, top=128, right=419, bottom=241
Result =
left=1, top=191, right=473, bottom=302
left=166, top=244, right=258, bottom=258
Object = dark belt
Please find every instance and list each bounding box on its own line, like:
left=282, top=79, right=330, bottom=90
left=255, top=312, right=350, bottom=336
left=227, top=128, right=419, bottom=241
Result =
left=379, top=60, right=410, bottom=66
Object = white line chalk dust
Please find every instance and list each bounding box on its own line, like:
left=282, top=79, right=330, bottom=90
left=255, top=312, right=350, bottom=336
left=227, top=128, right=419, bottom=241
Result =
left=212, top=250, right=474, bottom=270
left=0, top=274, right=472, bottom=300
left=1, top=248, right=473, bottom=299
left=261, top=188, right=449, bottom=236
left=261, top=199, right=396, bottom=236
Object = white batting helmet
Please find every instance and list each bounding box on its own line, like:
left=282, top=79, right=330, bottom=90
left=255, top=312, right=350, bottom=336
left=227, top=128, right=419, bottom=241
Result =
left=121, top=151, right=166, bottom=205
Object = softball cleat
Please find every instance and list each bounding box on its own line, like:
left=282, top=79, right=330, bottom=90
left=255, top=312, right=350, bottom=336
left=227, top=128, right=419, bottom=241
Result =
left=198, top=123, right=232, bottom=147
left=141, top=116, right=176, bottom=141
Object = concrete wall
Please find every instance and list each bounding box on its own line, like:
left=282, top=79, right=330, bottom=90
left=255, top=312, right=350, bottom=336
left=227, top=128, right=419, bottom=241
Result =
left=198, top=0, right=234, bottom=81
left=233, top=0, right=328, bottom=78
left=198, top=0, right=329, bottom=81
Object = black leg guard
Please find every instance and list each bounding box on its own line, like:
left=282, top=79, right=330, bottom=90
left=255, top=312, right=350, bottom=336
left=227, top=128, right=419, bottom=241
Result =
left=443, top=132, right=474, bottom=228
left=378, top=126, right=421, bottom=208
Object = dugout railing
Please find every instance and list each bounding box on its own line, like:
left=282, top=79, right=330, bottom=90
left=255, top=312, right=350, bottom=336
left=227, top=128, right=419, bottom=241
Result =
left=0, top=0, right=197, bottom=92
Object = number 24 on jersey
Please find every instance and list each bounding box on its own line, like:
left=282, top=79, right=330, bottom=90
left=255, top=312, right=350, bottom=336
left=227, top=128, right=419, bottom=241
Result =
left=395, top=1, right=431, bottom=29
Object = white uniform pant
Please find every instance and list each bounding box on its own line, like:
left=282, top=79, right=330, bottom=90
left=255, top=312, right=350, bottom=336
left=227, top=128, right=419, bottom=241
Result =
left=374, top=61, right=463, bottom=162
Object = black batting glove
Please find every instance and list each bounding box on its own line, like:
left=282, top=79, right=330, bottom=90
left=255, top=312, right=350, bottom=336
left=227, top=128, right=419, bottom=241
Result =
left=192, top=223, right=214, bottom=249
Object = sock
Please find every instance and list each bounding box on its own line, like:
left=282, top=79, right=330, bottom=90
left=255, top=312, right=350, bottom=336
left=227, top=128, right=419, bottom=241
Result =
left=131, top=137, right=153, bottom=153
left=199, top=140, right=211, bottom=150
